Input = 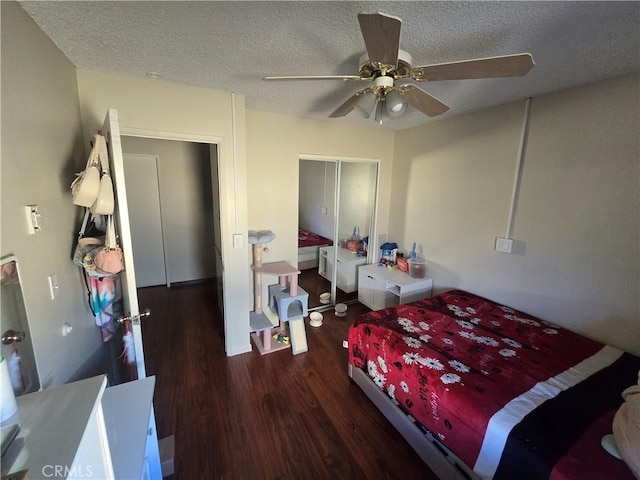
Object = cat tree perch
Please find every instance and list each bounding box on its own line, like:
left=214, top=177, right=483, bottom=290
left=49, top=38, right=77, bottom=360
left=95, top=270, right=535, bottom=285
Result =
left=248, top=230, right=309, bottom=355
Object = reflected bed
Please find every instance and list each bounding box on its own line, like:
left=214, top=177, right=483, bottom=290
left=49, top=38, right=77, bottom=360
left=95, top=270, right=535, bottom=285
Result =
left=298, top=228, right=332, bottom=270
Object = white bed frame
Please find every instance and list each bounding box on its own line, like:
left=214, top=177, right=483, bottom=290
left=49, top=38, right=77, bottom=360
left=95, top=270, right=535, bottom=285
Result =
left=348, top=364, right=481, bottom=480
left=298, top=245, right=324, bottom=270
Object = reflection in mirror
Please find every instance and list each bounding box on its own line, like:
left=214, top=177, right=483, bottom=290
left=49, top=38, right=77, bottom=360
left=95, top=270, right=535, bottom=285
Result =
left=334, top=161, right=378, bottom=305
left=298, top=159, right=378, bottom=310
left=1, top=256, right=40, bottom=395
left=298, top=160, right=335, bottom=309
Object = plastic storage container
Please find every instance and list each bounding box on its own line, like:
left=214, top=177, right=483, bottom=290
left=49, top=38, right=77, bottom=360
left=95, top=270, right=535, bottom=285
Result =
left=407, top=257, right=427, bottom=278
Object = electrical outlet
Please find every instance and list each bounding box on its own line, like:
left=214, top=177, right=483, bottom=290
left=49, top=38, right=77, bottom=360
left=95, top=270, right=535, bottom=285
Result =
left=495, top=237, right=513, bottom=254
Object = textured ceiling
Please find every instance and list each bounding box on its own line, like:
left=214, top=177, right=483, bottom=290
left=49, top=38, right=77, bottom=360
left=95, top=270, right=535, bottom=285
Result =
left=19, top=1, right=640, bottom=131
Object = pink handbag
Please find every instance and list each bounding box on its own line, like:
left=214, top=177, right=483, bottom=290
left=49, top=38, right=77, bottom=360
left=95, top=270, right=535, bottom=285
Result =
left=94, top=215, right=123, bottom=275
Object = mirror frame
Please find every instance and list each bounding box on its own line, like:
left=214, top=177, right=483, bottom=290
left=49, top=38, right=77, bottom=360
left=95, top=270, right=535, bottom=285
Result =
left=1, top=254, right=41, bottom=395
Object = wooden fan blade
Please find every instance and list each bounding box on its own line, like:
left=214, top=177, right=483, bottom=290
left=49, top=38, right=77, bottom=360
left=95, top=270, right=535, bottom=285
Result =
left=399, top=85, right=449, bottom=117
left=358, top=12, right=402, bottom=68
left=329, top=89, right=371, bottom=118
left=411, top=53, right=535, bottom=81
left=263, top=75, right=363, bottom=81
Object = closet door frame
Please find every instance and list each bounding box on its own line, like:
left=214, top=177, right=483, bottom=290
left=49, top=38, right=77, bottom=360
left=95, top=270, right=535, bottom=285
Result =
left=299, top=154, right=380, bottom=306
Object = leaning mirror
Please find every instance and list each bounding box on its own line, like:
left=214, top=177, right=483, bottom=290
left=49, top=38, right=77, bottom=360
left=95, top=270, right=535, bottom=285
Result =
left=1, top=255, right=40, bottom=395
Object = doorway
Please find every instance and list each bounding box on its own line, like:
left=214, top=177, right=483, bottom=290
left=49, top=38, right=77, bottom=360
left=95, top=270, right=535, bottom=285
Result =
left=121, top=136, right=223, bottom=323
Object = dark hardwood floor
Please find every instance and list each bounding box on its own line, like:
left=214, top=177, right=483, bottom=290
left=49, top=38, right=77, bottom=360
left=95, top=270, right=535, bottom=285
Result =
left=139, top=281, right=437, bottom=480
left=298, top=268, right=358, bottom=309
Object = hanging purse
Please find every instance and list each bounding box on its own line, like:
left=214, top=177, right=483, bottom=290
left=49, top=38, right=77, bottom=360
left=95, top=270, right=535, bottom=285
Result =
left=71, top=134, right=101, bottom=207
left=90, top=134, right=115, bottom=215
left=94, top=215, right=124, bottom=276
left=72, top=208, right=105, bottom=269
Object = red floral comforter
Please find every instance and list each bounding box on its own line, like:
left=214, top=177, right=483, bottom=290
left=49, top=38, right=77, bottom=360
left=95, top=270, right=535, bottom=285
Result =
left=348, top=290, right=638, bottom=480
left=298, top=228, right=332, bottom=248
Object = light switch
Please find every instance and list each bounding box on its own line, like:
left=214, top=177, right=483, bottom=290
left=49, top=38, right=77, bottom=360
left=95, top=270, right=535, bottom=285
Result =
left=233, top=233, right=243, bottom=248
left=48, top=273, right=59, bottom=300
left=25, top=205, right=41, bottom=234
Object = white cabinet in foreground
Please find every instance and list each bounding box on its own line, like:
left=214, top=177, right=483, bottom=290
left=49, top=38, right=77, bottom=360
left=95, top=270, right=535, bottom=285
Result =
left=102, top=376, right=162, bottom=480
left=1, top=375, right=162, bottom=480
left=358, top=264, right=433, bottom=311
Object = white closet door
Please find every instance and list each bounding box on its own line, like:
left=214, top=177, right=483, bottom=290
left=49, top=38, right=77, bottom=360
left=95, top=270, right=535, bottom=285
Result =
left=123, top=154, right=168, bottom=288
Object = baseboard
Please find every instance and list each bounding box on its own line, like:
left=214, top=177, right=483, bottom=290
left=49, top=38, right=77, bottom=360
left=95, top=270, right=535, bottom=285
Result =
left=159, top=435, right=175, bottom=478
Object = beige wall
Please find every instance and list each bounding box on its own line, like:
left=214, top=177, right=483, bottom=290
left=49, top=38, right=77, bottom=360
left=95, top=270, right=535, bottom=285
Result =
left=246, top=110, right=395, bottom=268
left=1, top=2, right=104, bottom=386
left=246, top=111, right=394, bottom=323
left=75, top=70, right=252, bottom=356
left=390, top=73, right=639, bottom=355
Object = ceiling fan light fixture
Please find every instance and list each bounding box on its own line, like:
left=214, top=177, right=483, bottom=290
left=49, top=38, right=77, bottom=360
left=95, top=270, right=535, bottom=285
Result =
left=386, top=90, right=407, bottom=117
left=264, top=13, right=534, bottom=124
left=354, top=92, right=377, bottom=118
left=375, top=100, right=385, bottom=125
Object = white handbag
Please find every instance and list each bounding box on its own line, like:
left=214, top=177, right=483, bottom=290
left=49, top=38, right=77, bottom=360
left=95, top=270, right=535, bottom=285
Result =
left=71, top=134, right=101, bottom=207
left=90, top=135, right=115, bottom=215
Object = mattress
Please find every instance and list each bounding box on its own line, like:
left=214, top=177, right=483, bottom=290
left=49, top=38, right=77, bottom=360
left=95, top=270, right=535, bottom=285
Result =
left=348, top=290, right=639, bottom=480
left=298, top=228, right=332, bottom=248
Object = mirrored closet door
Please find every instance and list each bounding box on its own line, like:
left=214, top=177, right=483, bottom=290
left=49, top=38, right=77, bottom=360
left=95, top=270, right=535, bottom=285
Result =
left=297, top=158, right=378, bottom=310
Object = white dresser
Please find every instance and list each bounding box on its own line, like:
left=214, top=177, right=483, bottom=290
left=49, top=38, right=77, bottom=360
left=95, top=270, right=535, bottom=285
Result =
left=1, top=375, right=161, bottom=480
left=358, top=264, right=433, bottom=311
left=318, top=246, right=367, bottom=293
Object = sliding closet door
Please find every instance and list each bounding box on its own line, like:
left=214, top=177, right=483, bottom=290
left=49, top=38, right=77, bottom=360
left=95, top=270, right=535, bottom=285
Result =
left=298, top=159, right=336, bottom=309
left=298, top=157, right=378, bottom=309
left=123, top=154, right=168, bottom=288
left=335, top=161, right=378, bottom=304
left=337, top=161, right=378, bottom=261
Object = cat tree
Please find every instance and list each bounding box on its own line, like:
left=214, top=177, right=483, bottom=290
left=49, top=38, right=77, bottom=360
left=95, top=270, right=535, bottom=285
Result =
left=248, top=230, right=309, bottom=355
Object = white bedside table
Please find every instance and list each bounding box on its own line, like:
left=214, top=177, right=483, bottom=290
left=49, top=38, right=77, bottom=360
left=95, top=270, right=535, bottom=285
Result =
left=358, top=264, right=433, bottom=311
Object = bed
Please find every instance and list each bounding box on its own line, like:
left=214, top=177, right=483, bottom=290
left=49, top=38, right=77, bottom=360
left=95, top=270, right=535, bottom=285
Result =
left=348, top=289, right=639, bottom=480
left=297, top=228, right=332, bottom=270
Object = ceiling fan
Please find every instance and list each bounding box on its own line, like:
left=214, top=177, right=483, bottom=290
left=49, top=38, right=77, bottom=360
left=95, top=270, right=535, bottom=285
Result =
left=263, top=12, right=535, bottom=123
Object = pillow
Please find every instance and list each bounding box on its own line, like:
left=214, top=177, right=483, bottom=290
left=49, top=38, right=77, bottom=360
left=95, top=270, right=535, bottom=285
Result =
left=613, top=383, right=640, bottom=479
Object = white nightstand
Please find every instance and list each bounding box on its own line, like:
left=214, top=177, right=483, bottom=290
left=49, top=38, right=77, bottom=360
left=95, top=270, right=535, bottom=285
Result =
left=318, top=246, right=367, bottom=293
left=358, top=264, right=433, bottom=311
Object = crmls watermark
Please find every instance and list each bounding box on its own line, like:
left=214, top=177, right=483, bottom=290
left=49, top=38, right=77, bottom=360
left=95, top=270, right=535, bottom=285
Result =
left=42, top=464, right=94, bottom=478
